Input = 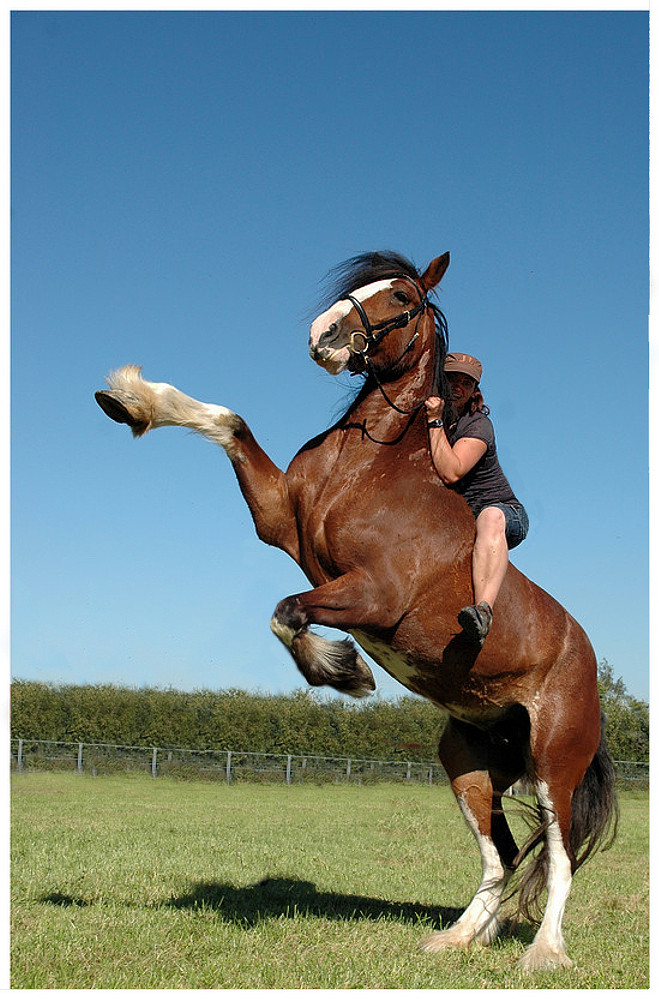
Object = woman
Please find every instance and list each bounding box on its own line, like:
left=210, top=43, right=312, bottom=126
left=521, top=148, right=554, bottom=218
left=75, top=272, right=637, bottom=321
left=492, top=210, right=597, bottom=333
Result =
left=425, top=352, right=528, bottom=645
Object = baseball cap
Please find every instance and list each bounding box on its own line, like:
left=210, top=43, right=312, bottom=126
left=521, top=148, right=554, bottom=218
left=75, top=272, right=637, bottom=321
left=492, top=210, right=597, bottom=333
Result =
left=444, top=352, right=482, bottom=383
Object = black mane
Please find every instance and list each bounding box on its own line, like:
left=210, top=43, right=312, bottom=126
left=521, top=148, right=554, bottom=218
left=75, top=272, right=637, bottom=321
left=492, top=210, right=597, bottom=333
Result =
left=319, top=251, right=421, bottom=309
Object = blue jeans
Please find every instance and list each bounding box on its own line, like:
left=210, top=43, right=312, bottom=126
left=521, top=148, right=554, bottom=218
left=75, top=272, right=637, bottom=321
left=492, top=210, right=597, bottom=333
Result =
left=485, top=503, right=529, bottom=550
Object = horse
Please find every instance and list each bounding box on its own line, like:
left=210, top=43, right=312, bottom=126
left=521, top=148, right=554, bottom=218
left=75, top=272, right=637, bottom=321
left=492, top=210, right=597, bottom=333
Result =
left=95, top=250, right=617, bottom=972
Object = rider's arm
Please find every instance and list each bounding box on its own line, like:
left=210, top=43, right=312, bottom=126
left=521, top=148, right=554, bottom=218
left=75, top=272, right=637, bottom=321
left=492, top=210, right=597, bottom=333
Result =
left=425, top=396, right=487, bottom=485
left=428, top=429, right=486, bottom=485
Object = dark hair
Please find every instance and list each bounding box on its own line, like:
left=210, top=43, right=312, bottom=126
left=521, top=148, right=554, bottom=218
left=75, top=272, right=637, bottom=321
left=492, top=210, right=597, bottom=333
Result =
left=469, top=386, right=490, bottom=417
left=319, top=250, right=420, bottom=308
left=446, top=382, right=489, bottom=441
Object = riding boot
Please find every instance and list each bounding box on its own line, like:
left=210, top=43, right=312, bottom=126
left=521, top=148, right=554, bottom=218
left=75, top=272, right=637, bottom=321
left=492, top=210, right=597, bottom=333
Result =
left=458, top=601, right=493, bottom=646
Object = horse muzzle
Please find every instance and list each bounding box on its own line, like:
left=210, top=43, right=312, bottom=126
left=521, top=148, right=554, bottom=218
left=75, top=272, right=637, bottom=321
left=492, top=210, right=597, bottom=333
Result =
left=308, top=340, right=351, bottom=376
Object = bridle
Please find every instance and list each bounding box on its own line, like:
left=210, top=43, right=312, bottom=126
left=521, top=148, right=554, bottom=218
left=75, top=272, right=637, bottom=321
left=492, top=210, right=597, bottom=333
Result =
left=344, top=274, right=449, bottom=421
left=346, top=274, right=428, bottom=369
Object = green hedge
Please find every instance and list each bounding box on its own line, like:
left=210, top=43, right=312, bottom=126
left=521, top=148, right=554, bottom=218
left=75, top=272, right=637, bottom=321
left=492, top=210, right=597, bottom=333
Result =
left=11, top=659, right=648, bottom=763
left=10, top=682, right=446, bottom=761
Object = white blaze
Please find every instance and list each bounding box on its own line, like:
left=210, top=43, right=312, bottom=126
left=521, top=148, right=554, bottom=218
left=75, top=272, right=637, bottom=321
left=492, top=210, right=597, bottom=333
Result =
left=309, top=279, right=395, bottom=348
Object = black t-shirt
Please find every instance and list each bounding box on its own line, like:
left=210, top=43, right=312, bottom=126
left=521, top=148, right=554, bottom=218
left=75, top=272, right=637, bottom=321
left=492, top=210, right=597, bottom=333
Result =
left=447, top=411, right=520, bottom=517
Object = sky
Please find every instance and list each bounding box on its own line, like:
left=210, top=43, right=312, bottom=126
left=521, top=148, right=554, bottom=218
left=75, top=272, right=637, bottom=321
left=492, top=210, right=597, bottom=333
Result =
left=10, top=9, right=649, bottom=703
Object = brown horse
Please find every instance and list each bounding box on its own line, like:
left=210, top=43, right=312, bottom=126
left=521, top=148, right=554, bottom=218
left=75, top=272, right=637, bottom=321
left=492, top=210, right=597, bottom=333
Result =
left=96, top=250, right=617, bottom=972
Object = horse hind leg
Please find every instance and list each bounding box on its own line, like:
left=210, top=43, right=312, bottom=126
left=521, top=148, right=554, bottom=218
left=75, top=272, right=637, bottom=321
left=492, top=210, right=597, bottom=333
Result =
left=516, top=780, right=574, bottom=972
left=515, top=691, right=615, bottom=971
left=421, top=792, right=512, bottom=953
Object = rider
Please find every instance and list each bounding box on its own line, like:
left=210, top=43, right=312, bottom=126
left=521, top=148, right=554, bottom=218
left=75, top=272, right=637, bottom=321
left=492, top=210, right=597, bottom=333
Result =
left=425, top=352, right=528, bottom=645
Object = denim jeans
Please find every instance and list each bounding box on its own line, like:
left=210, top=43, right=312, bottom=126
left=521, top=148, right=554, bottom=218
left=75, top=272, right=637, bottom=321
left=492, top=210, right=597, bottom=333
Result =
left=486, top=502, right=529, bottom=550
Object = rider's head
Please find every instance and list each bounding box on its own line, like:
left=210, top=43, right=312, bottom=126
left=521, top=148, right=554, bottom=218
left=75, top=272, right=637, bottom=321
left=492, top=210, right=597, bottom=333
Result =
left=445, top=353, right=488, bottom=417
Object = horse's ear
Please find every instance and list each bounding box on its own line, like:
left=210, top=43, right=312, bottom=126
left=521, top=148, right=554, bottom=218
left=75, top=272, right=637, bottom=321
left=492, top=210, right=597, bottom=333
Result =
left=419, top=252, right=450, bottom=293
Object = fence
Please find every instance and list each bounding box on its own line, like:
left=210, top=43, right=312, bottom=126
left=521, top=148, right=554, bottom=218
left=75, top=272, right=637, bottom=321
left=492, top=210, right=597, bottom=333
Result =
left=9, top=738, right=649, bottom=789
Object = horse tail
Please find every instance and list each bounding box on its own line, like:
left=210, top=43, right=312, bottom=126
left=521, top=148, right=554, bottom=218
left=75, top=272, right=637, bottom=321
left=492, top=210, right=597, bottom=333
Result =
left=568, top=714, right=619, bottom=869
left=515, top=712, right=619, bottom=922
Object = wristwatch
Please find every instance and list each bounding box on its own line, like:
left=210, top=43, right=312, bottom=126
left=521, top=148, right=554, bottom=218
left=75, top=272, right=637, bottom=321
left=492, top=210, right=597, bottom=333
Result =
left=427, top=419, right=443, bottom=429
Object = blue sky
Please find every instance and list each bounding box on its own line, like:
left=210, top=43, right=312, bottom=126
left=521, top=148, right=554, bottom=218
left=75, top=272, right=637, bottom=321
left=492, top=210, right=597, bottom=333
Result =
left=11, top=10, right=649, bottom=702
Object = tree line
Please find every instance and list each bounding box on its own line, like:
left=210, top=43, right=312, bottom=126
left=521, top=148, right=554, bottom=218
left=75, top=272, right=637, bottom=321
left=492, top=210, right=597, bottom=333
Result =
left=11, top=660, right=648, bottom=763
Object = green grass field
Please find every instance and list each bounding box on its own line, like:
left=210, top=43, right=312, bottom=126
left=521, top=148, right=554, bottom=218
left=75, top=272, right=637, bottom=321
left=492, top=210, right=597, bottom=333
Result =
left=11, top=773, right=648, bottom=989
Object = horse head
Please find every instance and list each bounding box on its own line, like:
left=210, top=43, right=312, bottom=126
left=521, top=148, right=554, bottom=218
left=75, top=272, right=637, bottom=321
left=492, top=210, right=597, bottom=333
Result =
left=309, top=252, right=450, bottom=381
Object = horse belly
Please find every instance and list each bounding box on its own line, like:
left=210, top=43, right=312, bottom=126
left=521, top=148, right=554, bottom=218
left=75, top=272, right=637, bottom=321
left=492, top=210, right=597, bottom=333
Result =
left=351, top=630, right=424, bottom=692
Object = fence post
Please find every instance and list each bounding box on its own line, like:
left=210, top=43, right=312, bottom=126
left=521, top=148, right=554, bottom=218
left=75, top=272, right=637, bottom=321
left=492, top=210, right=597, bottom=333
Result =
left=406, top=761, right=412, bottom=780
left=226, top=750, right=232, bottom=785
left=77, top=743, right=84, bottom=775
left=17, top=738, right=23, bottom=772
left=151, top=747, right=158, bottom=778
left=286, top=755, right=292, bottom=785
left=346, top=759, right=351, bottom=780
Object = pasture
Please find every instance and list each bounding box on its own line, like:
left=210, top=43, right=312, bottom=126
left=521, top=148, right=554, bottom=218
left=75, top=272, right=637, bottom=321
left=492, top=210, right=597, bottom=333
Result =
left=11, top=774, right=648, bottom=989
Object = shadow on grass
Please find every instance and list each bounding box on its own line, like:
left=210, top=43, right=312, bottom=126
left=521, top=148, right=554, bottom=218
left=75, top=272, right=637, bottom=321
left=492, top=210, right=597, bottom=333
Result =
left=39, top=880, right=535, bottom=945
left=165, top=876, right=463, bottom=930
left=39, top=892, right=92, bottom=907
left=164, top=877, right=536, bottom=944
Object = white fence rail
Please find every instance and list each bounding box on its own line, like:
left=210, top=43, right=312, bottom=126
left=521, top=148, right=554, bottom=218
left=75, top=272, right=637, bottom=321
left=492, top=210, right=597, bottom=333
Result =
left=10, top=738, right=649, bottom=788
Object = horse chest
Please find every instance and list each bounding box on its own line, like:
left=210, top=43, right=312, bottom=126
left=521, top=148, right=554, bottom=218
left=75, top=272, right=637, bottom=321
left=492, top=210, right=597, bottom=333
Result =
left=289, top=449, right=390, bottom=574
left=290, top=436, right=433, bottom=576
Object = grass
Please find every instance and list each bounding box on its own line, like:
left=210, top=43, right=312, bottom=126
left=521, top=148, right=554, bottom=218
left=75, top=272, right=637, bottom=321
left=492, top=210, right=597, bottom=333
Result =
left=11, top=773, right=649, bottom=989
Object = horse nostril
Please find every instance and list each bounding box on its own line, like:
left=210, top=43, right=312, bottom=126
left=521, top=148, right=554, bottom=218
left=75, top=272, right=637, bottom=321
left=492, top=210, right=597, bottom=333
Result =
left=318, top=322, right=340, bottom=348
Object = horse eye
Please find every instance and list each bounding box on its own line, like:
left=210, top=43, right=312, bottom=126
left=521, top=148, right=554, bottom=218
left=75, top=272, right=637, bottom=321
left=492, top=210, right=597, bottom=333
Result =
left=394, top=291, right=410, bottom=304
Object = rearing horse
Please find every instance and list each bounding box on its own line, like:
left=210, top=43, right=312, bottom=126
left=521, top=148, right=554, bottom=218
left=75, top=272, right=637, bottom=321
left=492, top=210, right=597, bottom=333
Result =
left=96, top=250, right=617, bottom=972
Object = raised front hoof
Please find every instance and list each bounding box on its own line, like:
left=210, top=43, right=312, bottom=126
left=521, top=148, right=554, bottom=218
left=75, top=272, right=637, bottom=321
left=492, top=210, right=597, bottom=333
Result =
left=516, top=943, right=573, bottom=973
left=290, top=631, right=376, bottom=698
left=95, top=391, right=149, bottom=437
left=334, top=650, right=376, bottom=698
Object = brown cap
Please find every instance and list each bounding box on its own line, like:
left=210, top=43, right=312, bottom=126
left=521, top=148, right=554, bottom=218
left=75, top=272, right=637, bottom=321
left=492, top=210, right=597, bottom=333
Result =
left=445, top=352, right=482, bottom=383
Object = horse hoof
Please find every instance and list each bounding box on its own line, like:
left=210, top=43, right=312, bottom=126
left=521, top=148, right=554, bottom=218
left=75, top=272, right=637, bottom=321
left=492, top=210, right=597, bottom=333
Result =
left=95, top=391, right=150, bottom=436
left=517, top=943, right=573, bottom=973
left=419, top=928, right=471, bottom=953
left=283, top=628, right=376, bottom=698
left=338, top=652, right=376, bottom=697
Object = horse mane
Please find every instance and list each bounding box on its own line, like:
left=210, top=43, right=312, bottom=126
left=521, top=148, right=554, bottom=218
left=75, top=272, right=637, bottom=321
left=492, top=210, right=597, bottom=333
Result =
left=319, top=250, right=422, bottom=306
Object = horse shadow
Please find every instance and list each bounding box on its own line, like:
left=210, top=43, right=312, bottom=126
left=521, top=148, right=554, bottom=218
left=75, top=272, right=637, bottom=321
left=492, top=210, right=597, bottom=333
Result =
left=39, top=879, right=536, bottom=944
left=164, top=876, right=463, bottom=930
left=164, top=877, right=535, bottom=944
left=40, top=892, right=91, bottom=908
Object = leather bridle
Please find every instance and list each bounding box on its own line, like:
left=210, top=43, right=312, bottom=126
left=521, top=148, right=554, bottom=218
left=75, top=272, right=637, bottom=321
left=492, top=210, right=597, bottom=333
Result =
left=346, top=274, right=429, bottom=365
left=344, top=274, right=449, bottom=421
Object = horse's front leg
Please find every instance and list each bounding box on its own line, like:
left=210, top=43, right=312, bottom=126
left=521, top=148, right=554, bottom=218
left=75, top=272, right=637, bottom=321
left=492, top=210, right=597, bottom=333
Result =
left=270, top=571, right=390, bottom=697
left=96, top=365, right=299, bottom=559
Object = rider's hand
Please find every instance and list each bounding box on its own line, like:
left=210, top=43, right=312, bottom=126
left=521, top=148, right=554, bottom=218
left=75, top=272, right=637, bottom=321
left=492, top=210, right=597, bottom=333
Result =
left=425, top=396, right=445, bottom=420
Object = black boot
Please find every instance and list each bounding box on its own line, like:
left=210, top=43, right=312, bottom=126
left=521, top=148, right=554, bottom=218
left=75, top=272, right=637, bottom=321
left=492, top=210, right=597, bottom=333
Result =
left=458, top=601, right=493, bottom=646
